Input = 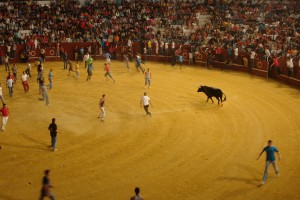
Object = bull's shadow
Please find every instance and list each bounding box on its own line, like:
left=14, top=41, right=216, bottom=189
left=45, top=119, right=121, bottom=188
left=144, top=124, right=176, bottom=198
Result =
left=191, top=101, right=224, bottom=111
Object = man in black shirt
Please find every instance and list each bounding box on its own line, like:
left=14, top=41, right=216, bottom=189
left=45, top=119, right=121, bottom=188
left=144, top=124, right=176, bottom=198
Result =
left=48, top=118, right=57, bottom=151
left=39, top=169, right=55, bottom=200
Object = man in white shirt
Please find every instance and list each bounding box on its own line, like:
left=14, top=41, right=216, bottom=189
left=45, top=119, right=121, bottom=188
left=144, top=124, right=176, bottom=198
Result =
left=6, top=44, right=11, bottom=58
left=21, top=71, right=29, bottom=93
left=127, top=39, right=132, bottom=48
left=265, top=47, right=271, bottom=62
left=164, top=42, right=169, bottom=56
left=233, top=46, right=239, bottom=64
left=250, top=50, right=256, bottom=71
left=4, top=55, right=9, bottom=71
left=25, top=62, right=31, bottom=77
left=171, top=41, right=175, bottom=54
left=189, top=52, right=193, bottom=65
left=83, top=53, right=90, bottom=68
left=286, top=57, right=294, bottom=77
left=6, top=77, right=13, bottom=98
left=140, top=92, right=153, bottom=116
left=160, top=40, right=164, bottom=55
left=144, top=68, right=151, bottom=88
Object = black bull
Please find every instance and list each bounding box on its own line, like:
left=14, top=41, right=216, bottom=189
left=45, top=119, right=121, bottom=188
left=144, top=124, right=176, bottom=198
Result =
left=197, top=86, right=226, bottom=104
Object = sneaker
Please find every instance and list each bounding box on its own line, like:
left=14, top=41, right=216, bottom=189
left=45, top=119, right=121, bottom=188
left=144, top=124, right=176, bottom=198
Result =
left=261, top=181, right=265, bottom=185
left=276, top=173, right=280, bottom=177
left=52, top=148, right=57, bottom=151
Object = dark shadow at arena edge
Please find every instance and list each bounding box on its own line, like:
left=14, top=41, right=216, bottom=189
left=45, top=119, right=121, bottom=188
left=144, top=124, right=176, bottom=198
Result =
left=191, top=101, right=224, bottom=111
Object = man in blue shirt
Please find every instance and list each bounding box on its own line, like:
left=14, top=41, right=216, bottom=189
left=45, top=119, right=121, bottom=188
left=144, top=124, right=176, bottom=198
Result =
left=136, top=55, right=145, bottom=73
left=105, top=52, right=111, bottom=64
left=257, top=140, right=281, bottom=185
left=179, top=55, right=183, bottom=69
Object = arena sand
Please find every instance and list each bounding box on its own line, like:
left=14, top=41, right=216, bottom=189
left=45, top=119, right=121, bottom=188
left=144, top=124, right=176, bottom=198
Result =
left=0, top=60, right=299, bottom=200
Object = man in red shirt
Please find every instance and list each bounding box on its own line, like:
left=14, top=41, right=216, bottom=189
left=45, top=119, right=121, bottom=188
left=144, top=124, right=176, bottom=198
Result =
left=104, top=63, right=115, bottom=82
left=270, top=55, right=281, bottom=77
left=0, top=103, right=10, bottom=131
left=215, top=46, right=223, bottom=62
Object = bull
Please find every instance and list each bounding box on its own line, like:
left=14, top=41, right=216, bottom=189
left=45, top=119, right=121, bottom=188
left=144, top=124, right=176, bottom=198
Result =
left=197, top=85, right=226, bottom=105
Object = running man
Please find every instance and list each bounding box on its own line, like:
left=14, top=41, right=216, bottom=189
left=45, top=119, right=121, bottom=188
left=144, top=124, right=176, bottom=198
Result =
left=83, top=53, right=89, bottom=68
left=144, top=68, right=151, bottom=88
left=4, top=54, right=9, bottom=71
left=123, top=55, right=130, bottom=71
left=68, top=62, right=74, bottom=76
left=41, top=83, right=49, bottom=105
left=25, top=62, right=32, bottom=77
left=257, top=140, right=281, bottom=185
left=136, top=54, right=145, bottom=73
left=105, top=52, right=111, bottom=64
left=104, top=63, right=115, bottom=82
left=38, top=75, right=45, bottom=94
left=98, top=94, right=106, bottom=121
left=86, top=62, right=94, bottom=81
left=48, top=69, right=53, bottom=89
left=39, top=169, right=55, bottom=200
left=75, top=61, right=80, bottom=79
left=21, top=71, right=29, bottom=93
left=0, top=103, right=11, bottom=131
left=140, top=92, right=153, bottom=116
left=12, top=64, right=18, bottom=83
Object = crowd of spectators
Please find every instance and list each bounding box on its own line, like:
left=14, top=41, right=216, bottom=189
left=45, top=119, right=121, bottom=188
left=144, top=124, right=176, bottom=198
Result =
left=195, top=0, right=300, bottom=77
left=0, top=0, right=299, bottom=76
left=0, top=0, right=213, bottom=47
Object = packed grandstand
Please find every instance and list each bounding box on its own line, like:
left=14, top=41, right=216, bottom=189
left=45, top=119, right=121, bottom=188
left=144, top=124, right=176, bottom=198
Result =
left=0, top=0, right=299, bottom=82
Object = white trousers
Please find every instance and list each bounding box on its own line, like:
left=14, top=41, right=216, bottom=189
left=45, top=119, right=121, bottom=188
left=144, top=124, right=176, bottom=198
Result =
left=2, top=116, right=8, bottom=130
left=100, top=107, right=105, bottom=118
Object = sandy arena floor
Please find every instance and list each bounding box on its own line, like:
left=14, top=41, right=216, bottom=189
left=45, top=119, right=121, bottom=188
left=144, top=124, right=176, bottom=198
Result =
left=0, top=60, right=299, bottom=200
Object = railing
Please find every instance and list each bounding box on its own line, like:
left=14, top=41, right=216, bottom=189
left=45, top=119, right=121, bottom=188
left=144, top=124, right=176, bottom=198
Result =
left=0, top=42, right=299, bottom=88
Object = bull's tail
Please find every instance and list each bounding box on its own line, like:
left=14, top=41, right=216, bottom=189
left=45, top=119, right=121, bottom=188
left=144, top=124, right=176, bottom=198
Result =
left=222, top=93, right=227, bottom=102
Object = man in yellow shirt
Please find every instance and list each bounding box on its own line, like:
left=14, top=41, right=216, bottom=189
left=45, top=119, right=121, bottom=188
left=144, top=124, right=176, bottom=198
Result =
left=147, top=39, right=152, bottom=55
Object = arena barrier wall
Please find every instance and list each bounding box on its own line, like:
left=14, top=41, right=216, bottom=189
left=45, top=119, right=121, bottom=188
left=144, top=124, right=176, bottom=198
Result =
left=0, top=42, right=299, bottom=88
